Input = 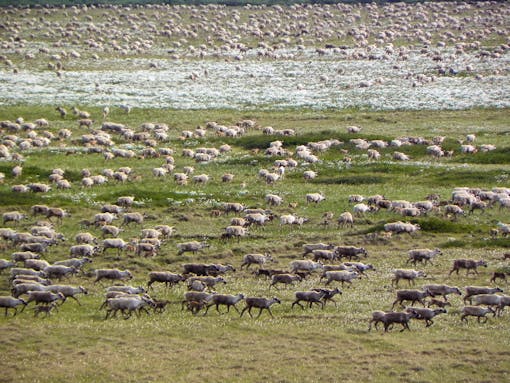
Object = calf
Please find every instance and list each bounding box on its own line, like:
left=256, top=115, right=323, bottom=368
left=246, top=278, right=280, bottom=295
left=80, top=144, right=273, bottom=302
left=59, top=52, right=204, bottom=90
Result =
left=406, top=307, right=447, bottom=327
left=490, top=272, right=509, bottom=284
left=311, top=288, right=342, bottom=307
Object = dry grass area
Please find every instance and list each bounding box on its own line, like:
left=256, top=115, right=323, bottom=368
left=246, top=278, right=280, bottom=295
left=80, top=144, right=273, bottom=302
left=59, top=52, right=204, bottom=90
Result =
left=1, top=303, right=509, bottom=383
left=1, top=302, right=510, bottom=383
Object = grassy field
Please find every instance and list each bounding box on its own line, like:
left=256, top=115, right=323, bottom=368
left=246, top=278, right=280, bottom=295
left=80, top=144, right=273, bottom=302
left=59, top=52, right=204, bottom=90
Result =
left=0, top=105, right=510, bottom=383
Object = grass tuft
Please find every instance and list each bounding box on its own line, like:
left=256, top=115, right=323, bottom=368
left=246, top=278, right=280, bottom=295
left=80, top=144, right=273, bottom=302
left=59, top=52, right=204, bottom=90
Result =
left=412, top=217, right=484, bottom=234
left=312, top=175, right=386, bottom=185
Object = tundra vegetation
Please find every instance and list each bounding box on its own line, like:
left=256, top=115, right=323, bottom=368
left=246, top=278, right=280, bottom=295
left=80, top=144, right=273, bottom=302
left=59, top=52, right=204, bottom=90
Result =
left=0, top=2, right=509, bottom=383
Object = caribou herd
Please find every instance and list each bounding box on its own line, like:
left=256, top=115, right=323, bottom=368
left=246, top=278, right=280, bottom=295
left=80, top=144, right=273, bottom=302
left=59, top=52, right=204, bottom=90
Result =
left=0, top=2, right=509, bottom=332
left=0, top=106, right=509, bottom=329
left=0, top=179, right=508, bottom=329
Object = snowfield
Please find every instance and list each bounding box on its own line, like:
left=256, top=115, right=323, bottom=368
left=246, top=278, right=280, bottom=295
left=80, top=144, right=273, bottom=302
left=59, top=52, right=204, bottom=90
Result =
left=1, top=48, right=508, bottom=110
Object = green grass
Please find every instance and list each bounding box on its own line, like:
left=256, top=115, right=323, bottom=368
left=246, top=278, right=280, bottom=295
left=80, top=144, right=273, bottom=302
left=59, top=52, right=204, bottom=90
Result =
left=412, top=217, right=484, bottom=234
left=456, top=147, right=510, bottom=165
left=441, top=238, right=510, bottom=249
left=1, top=105, right=510, bottom=383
